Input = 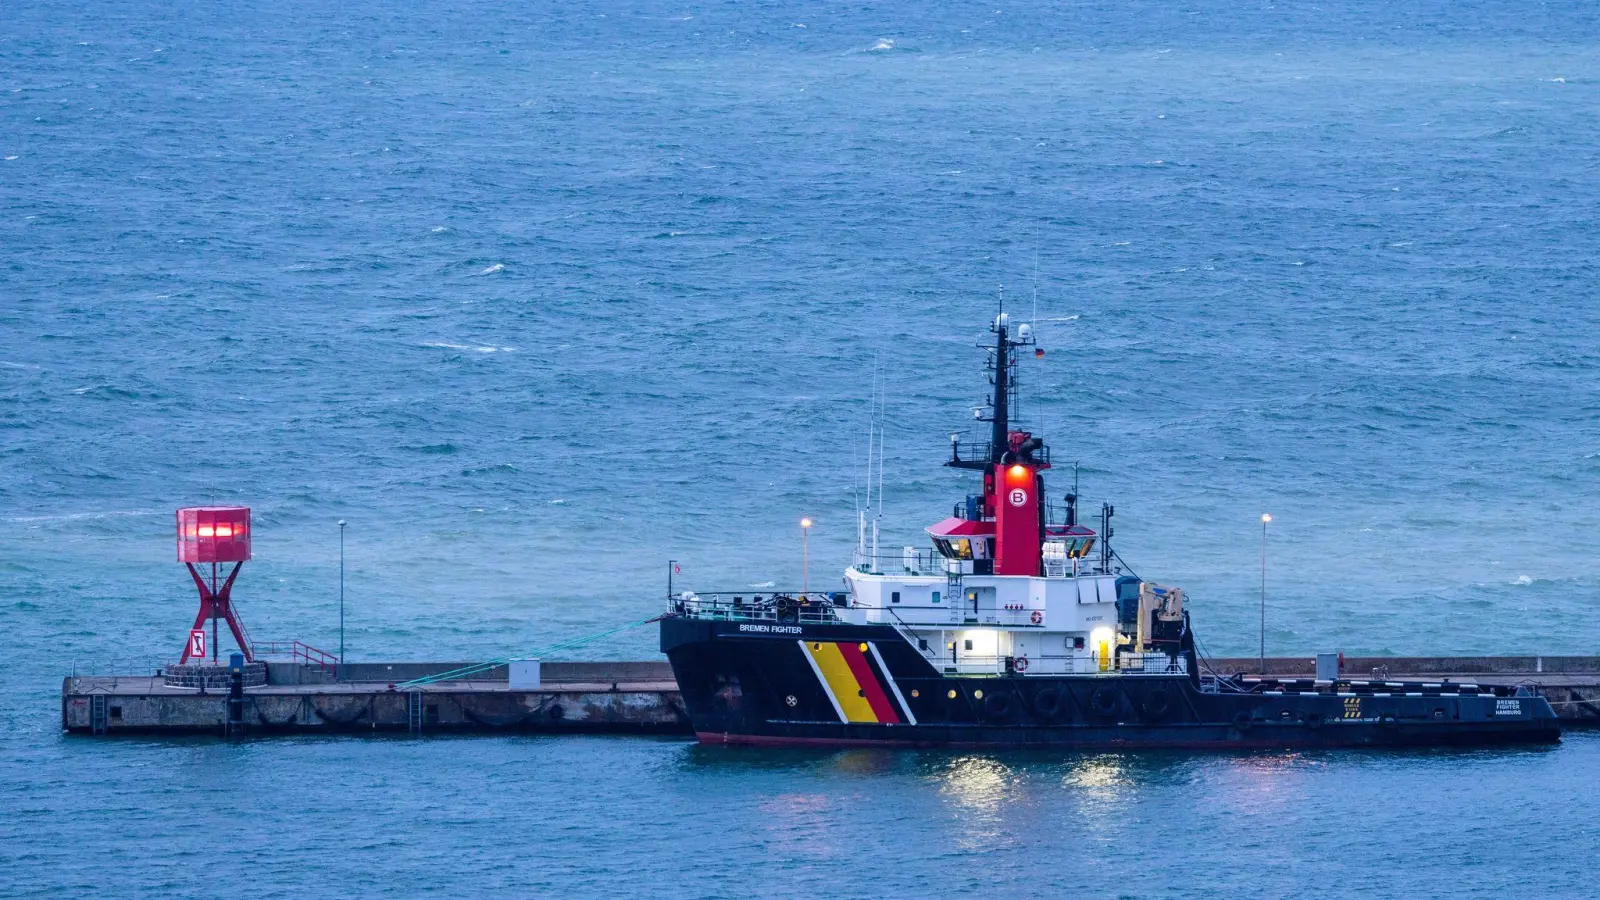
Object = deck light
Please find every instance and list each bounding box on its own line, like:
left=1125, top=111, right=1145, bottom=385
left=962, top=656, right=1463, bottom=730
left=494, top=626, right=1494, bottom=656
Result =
left=800, top=518, right=813, bottom=593
left=1260, top=513, right=1271, bottom=673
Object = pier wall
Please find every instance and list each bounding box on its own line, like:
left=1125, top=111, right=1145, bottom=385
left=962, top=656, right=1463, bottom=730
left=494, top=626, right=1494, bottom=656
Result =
left=62, top=657, right=1600, bottom=736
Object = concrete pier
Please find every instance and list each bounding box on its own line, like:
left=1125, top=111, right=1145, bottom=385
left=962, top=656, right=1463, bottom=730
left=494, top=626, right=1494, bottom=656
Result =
left=62, top=657, right=1600, bottom=737
left=63, top=661, right=685, bottom=736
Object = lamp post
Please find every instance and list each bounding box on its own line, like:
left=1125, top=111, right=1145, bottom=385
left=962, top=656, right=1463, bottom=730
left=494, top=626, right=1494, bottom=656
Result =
left=801, top=518, right=813, bottom=594
left=338, top=519, right=346, bottom=675
left=1260, top=513, right=1271, bottom=674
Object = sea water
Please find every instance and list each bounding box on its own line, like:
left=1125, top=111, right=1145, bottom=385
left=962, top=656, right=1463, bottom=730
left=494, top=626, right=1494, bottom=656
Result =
left=2, top=1, right=1597, bottom=896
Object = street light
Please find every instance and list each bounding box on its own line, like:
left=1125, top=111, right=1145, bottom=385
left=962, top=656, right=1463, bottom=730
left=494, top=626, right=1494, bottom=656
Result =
left=800, top=518, right=813, bottom=594
left=1260, top=513, right=1271, bottom=674
left=338, top=519, right=347, bottom=677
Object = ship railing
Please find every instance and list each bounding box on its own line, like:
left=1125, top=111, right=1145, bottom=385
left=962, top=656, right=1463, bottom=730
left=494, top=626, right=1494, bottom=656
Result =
left=937, top=652, right=1188, bottom=677
left=949, top=443, right=1051, bottom=468
left=849, top=548, right=946, bottom=577
left=670, top=592, right=843, bottom=625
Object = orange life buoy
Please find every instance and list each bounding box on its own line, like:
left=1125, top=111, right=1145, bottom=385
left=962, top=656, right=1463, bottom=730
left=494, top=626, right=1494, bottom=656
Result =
left=1014, top=656, right=1029, bottom=672
left=1029, top=609, right=1043, bottom=625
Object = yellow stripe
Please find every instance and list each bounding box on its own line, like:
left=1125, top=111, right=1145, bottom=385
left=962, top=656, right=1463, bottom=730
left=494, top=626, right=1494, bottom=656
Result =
left=806, top=642, right=878, bottom=723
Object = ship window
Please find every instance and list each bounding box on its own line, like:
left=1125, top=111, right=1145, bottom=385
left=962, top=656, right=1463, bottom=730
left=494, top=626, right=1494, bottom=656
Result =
left=932, top=591, right=941, bottom=604
left=964, top=639, right=973, bottom=651
left=949, top=539, right=972, bottom=560
left=891, top=591, right=901, bottom=604
left=918, top=639, right=928, bottom=651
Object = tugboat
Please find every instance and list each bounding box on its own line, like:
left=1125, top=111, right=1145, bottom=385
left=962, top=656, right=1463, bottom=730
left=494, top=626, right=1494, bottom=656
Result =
left=660, top=314, right=1561, bottom=748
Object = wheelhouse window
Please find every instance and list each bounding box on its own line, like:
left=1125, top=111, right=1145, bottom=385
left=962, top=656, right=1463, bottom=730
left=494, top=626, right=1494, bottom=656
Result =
left=936, top=538, right=974, bottom=560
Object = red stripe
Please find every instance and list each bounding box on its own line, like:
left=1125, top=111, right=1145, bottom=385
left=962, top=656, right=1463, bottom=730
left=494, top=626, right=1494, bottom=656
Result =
left=837, top=643, right=900, bottom=724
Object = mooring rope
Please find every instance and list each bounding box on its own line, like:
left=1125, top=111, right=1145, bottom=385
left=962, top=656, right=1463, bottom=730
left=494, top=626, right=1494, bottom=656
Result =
left=394, top=614, right=664, bottom=690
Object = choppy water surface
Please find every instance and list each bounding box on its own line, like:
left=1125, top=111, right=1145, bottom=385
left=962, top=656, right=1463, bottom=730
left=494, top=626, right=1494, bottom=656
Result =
left=3, top=1, right=1598, bottom=896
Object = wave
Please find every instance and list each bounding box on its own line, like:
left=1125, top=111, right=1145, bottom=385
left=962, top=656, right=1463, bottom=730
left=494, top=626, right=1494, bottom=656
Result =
left=421, top=341, right=513, bottom=353
left=477, top=263, right=504, bottom=275
left=460, top=463, right=519, bottom=476
left=402, top=443, right=461, bottom=455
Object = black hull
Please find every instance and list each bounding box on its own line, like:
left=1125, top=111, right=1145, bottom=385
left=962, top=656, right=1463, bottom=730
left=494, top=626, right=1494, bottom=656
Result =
left=661, top=617, right=1561, bottom=749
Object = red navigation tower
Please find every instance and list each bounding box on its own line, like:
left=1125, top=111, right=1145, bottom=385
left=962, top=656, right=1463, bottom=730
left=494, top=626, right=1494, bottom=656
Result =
left=175, top=506, right=254, bottom=664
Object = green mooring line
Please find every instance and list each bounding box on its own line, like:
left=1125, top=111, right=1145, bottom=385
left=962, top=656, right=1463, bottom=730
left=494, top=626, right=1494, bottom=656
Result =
left=393, top=614, right=664, bottom=690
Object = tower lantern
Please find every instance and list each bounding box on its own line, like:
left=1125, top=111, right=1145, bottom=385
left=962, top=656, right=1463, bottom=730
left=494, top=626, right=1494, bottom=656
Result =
left=175, top=506, right=254, bottom=664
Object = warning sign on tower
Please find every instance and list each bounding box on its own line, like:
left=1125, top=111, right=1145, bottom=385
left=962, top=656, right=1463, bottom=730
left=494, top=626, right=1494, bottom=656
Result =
left=188, top=629, right=206, bottom=660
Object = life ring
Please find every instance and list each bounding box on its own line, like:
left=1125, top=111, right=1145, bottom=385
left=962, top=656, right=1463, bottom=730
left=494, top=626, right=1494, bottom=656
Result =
left=1033, top=688, right=1061, bottom=719
left=1029, top=610, right=1043, bottom=625
left=983, top=690, right=1014, bottom=720
left=1014, top=656, right=1029, bottom=673
left=1091, top=687, right=1119, bottom=717
left=1141, top=688, right=1171, bottom=721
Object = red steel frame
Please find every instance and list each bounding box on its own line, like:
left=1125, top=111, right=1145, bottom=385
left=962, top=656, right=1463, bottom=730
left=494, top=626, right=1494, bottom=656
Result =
left=178, top=561, right=254, bottom=664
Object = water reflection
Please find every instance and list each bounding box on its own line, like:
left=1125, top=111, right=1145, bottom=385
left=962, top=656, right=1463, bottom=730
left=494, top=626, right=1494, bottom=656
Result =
left=934, top=755, right=1017, bottom=851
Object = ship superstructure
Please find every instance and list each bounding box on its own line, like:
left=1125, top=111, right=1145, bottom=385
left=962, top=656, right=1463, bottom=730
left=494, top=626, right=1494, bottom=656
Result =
left=660, top=314, right=1559, bottom=748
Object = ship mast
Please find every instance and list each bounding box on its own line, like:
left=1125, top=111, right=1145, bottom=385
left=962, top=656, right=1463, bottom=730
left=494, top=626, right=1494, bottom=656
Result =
left=948, top=309, right=1025, bottom=471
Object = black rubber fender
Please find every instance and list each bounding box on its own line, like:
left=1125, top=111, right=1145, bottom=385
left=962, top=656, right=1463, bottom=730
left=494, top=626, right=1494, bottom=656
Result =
left=983, top=690, right=1015, bottom=721
left=1232, top=710, right=1254, bottom=731
left=1140, top=688, right=1171, bottom=721
left=1091, top=687, right=1119, bottom=717
left=1033, top=687, right=1061, bottom=720
left=1304, top=712, right=1324, bottom=730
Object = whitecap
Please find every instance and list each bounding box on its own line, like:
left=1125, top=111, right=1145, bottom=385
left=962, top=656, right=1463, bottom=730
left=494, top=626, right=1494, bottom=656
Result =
left=1547, top=77, right=1566, bottom=83
left=867, top=38, right=895, bottom=52
left=750, top=580, right=776, bottom=588
left=3, top=156, right=16, bottom=161
left=477, top=262, right=504, bottom=275
left=431, top=226, right=447, bottom=233
left=1044, top=315, right=1079, bottom=322
left=1514, top=575, right=1533, bottom=585
left=422, top=341, right=512, bottom=354
left=549, top=498, right=567, bottom=505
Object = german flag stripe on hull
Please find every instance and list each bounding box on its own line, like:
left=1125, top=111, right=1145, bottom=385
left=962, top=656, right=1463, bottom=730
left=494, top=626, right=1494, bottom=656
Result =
left=799, top=640, right=907, bottom=725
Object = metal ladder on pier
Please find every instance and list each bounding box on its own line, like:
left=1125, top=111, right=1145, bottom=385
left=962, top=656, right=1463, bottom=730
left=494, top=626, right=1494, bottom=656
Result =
left=90, top=694, right=108, bottom=736
left=407, top=691, right=424, bottom=734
